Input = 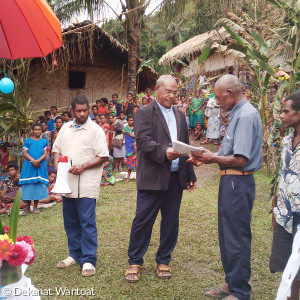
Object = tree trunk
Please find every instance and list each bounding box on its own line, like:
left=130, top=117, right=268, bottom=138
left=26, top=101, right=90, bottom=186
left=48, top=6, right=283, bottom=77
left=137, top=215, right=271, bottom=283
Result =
left=124, top=1, right=146, bottom=95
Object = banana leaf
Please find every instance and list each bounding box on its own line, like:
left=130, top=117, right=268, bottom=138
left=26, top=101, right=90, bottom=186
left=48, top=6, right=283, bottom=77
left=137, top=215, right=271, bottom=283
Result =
left=223, top=25, right=249, bottom=47
left=198, top=46, right=211, bottom=64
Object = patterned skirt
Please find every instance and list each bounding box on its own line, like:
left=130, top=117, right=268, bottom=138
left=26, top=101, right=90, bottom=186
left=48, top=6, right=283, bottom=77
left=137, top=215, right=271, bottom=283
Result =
left=127, top=156, right=137, bottom=171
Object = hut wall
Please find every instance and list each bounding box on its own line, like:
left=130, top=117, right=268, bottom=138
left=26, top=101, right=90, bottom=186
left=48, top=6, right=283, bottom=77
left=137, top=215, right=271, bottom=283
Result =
left=27, top=63, right=128, bottom=113
left=180, top=52, right=237, bottom=78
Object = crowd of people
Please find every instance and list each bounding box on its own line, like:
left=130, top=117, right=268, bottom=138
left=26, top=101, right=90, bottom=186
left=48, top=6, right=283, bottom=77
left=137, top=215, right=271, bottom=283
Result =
left=0, top=73, right=299, bottom=299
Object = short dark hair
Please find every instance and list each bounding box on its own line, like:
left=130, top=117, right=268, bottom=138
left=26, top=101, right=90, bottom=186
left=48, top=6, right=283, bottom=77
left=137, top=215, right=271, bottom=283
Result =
left=71, top=95, right=89, bottom=110
left=119, top=110, right=126, bottom=115
left=32, top=122, right=42, bottom=130
left=92, top=105, right=98, bottom=110
left=44, top=110, right=51, bottom=116
left=108, top=113, right=115, bottom=118
left=40, top=120, right=47, bottom=125
left=62, top=111, right=71, bottom=117
left=127, top=114, right=134, bottom=121
left=285, top=91, right=300, bottom=111
left=145, top=88, right=151, bottom=92
left=7, top=161, right=19, bottom=171
left=127, top=93, right=133, bottom=97
left=112, top=93, right=118, bottom=98
left=100, top=97, right=108, bottom=105
left=96, top=99, right=101, bottom=104
left=48, top=170, right=57, bottom=176
left=38, top=115, right=46, bottom=121
left=55, top=116, right=63, bottom=122
left=50, top=106, right=57, bottom=110
left=133, top=105, right=139, bottom=109
left=99, top=113, right=107, bottom=118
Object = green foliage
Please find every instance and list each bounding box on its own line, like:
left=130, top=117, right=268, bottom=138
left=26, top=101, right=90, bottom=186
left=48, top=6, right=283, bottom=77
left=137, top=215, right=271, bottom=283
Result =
left=8, top=189, right=22, bottom=243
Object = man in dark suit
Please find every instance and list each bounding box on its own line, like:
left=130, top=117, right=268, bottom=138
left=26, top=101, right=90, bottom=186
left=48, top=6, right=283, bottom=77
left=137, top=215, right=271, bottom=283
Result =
left=125, top=75, right=197, bottom=282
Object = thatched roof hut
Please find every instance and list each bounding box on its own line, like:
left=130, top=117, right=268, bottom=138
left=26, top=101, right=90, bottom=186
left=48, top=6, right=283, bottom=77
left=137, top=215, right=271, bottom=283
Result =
left=158, top=28, right=243, bottom=78
left=28, top=21, right=159, bottom=111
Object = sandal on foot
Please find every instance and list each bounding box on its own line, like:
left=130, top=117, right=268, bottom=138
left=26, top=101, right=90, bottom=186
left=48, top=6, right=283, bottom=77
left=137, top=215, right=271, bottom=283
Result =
left=82, top=262, right=95, bottom=277
left=125, top=265, right=141, bottom=283
left=156, top=264, right=172, bottom=278
left=57, top=256, right=78, bottom=269
left=204, top=286, right=231, bottom=298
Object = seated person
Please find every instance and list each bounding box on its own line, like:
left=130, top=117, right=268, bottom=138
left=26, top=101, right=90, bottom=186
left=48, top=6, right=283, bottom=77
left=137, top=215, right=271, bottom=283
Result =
left=0, top=162, right=19, bottom=202
left=194, top=122, right=203, bottom=141
left=39, top=170, right=62, bottom=204
left=0, top=178, right=21, bottom=214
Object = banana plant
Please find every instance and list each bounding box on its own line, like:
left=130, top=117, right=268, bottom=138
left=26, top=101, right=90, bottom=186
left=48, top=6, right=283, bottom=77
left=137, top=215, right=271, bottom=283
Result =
left=0, top=59, right=34, bottom=167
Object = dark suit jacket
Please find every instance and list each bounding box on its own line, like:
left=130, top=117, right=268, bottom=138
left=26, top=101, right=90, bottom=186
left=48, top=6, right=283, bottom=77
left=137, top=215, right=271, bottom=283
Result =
left=135, top=101, right=196, bottom=191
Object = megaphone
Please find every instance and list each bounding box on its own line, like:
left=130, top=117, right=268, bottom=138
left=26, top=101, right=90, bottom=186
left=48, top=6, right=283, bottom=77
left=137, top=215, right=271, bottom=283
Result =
left=51, top=156, right=71, bottom=194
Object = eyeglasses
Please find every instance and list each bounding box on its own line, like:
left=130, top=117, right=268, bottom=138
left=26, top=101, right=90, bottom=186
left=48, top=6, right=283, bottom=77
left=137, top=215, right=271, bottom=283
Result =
left=159, top=87, right=177, bottom=96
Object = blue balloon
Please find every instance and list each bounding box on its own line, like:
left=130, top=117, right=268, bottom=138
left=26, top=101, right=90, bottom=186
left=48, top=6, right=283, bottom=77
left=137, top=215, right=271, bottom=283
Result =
left=0, top=77, right=14, bottom=94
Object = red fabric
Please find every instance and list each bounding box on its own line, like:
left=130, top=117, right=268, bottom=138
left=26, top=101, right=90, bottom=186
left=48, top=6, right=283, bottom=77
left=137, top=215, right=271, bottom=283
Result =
left=98, top=107, right=108, bottom=115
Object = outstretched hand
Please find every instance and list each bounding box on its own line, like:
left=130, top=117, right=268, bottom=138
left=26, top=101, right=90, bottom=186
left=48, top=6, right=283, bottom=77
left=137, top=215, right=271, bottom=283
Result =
left=166, top=148, right=182, bottom=161
left=189, top=149, right=217, bottom=165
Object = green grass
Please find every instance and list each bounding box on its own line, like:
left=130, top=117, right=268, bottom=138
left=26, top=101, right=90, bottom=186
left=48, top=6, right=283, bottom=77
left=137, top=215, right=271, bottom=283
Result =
left=3, top=168, right=280, bottom=299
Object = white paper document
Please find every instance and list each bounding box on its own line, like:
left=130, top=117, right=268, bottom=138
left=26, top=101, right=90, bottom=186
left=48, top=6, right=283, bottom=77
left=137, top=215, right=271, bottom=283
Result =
left=172, top=140, right=204, bottom=155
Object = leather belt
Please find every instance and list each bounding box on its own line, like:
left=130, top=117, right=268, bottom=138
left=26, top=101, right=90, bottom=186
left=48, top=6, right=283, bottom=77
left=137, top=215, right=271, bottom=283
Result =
left=220, top=169, right=253, bottom=176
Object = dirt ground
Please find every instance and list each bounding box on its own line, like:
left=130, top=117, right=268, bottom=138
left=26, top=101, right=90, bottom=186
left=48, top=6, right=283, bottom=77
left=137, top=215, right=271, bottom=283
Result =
left=189, top=135, right=220, bottom=186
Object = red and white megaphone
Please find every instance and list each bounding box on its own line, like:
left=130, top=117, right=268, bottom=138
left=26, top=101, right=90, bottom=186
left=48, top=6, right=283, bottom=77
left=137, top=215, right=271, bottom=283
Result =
left=51, top=156, right=71, bottom=194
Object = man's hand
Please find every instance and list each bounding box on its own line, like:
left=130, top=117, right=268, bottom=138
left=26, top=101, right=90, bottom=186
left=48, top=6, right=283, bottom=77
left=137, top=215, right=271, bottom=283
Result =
left=187, top=181, right=196, bottom=192
left=69, top=164, right=85, bottom=175
left=190, top=149, right=217, bottom=164
left=166, top=148, right=182, bottom=161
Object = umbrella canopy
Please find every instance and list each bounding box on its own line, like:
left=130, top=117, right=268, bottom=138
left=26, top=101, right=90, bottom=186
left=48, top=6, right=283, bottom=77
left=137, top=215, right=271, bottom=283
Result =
left=0, top=0, right=63, bottom=59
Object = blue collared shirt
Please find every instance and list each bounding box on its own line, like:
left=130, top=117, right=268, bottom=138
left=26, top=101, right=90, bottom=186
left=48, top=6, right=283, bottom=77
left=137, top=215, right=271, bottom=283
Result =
left=156, top=100, right=179, bottom=171
left=73, top=119, right=87, bottom=130
left=218, top=98, right=263, bottom=171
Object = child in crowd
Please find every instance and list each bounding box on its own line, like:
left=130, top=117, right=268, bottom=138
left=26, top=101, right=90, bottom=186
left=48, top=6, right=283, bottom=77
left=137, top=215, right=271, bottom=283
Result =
left=101, top=156, right=114, bottom=186
left=0, top=162, right=20, bottom=213
left=179, top=95, right=188, bottom=125
left=62, top=111, right=71, bottom=123
left=49, top=116, right=64, bottom=169
left=134, top=96, right=140, bottom=105
left=132, top=105, right=139, bottom=114
left=44, top=110, right=54, bottom=131
left=124, top=93, right=135, bottom=115
left=98, top=98, right=109, bottom=115
left=19, top=122, right=48, bottom=215
left=108, top=101, right=117, bottom=116
left=1, top=143, right=11, bottom=173
left=124, top=115, right=137, bottom=183
left=147, top=97, right=153, bottom=104
left=173, top=96, right=180, bottom=108
left=0, top=178, right=21, bottom=215
left=50, top=106, right=59, bottom=120
left=194, top=122, right=203, bottom=141
left=39, top=170, right=62, bottom=204
left=89, top=105, right=98, bottom=119
left=141, top=97, right=148, bottom=107
left=113, top=110, right=127, bottom=172
left=108, top=113, right=116, bottom=155
left=99, top=114, right=110, bottom=147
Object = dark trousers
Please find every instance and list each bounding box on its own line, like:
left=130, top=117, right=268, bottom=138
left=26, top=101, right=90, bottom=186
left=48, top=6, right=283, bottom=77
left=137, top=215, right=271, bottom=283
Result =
left=218, top=175, right=255, bottom=300
left=62, top=197, right=98, bottom=267
left=128, top=172, right=183, bottom=266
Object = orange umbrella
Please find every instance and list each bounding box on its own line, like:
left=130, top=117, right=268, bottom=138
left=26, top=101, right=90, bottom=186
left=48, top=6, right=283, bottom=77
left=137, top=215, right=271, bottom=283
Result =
left=0, top=0, right=62, bottom=59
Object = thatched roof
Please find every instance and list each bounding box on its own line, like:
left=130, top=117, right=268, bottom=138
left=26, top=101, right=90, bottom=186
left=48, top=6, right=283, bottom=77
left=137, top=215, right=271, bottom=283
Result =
left=158, top=27, right=230, bottom=65
left=61, top=21, right=159, bottom=80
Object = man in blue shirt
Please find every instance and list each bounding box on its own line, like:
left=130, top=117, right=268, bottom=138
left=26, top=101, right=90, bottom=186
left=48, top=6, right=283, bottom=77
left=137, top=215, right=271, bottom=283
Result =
left=125, top=75, right=197, bottom=283
left=191, top=75, right=263, bottom=300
